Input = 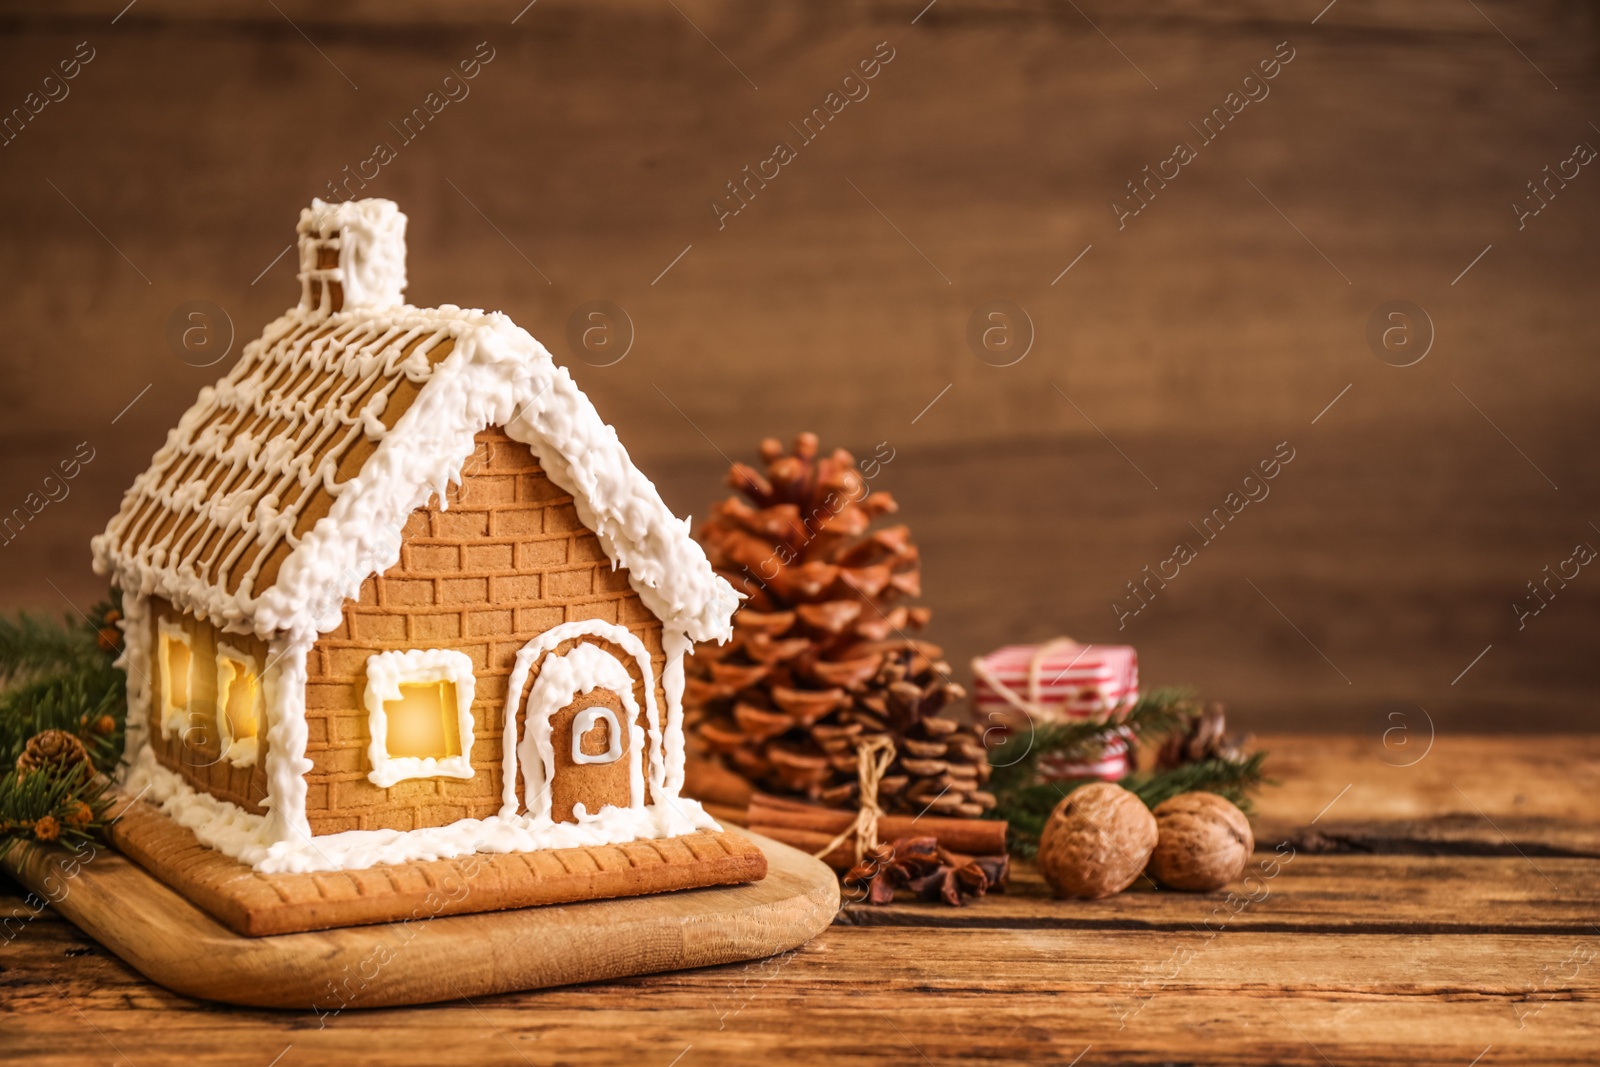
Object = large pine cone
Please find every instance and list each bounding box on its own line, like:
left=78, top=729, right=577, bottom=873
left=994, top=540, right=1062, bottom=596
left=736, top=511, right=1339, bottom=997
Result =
left=687, top=433, right=995, bottom=817
left=16, top=729, right=92, bottom=780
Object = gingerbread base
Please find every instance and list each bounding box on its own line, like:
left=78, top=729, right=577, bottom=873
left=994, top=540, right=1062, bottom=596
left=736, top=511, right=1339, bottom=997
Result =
left=104, top=795, right=767, bottom=936
left=2, top=823, right=835, bottom=1009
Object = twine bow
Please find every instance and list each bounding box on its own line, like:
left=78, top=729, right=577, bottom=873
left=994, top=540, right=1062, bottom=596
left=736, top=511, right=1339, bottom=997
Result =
left=813, top=734, right=897, bottom=865
left=969, top=636, right=1087, bottom=720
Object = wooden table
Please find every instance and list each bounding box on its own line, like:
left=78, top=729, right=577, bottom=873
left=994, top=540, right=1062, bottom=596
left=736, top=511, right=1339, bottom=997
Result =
left=4, top=734, right=1598, bottom=1065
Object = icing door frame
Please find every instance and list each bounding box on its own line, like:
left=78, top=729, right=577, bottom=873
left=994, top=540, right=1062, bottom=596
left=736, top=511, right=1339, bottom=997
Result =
left=517, top=641, right=645, bottom=821
left=497, top=619, right=663, bottom=821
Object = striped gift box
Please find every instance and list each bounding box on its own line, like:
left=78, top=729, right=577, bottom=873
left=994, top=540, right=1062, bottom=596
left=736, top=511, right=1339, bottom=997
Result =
left=972, top=640, right=1139, bottom=781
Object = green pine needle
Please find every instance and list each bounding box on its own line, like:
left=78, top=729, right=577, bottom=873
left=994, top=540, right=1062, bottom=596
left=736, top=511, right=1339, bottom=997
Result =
left=1127, top=751, right=1270, bottom=812
left=0, top=610, right=104, bottom=684
left=987, top=686, right=1195, bottom=795
left=986, top=688, right=1270, bottom=859
left=0, top=596, right=127, bottom=857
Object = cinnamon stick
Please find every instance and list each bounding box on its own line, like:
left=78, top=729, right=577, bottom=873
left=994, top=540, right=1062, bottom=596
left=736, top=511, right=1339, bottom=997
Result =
left=745, top=824, right=855, bottom=869
left=683, top=756, right=756, bottom=808
left=746, top=792, right=1006, bottom=866
left=701, top=800, right=750, bottom=828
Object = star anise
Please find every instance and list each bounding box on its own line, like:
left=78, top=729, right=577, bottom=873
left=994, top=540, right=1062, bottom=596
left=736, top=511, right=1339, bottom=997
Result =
left=843, top=836, right=1008, bottom=907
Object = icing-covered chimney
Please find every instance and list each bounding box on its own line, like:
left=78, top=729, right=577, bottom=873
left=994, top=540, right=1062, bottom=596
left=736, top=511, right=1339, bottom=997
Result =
left=297, top=198, right=408, bottom=315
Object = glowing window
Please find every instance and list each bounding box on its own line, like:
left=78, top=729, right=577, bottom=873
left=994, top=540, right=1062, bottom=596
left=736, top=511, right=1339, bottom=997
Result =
left=157, top=620, right=193, bottom=738
left=362, top=649, right=477, bottom=788
left=216, top=647, right=263, bottom=768
left=385, top=681, right=463, bottom=760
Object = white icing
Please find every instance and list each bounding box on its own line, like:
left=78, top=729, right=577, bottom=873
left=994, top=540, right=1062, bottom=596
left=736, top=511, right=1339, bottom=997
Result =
left=299, top=197, right=407, bottom=312
left=661, top=629, right=693, bottom=797
left=122, top=744, right=718, bottom=874
left=518, top=643, right=645, bottom=817
left=499, top=619, right=665, bottom=818
left=571, top=707, right=623, bottom=765
left=115, top=589, right=151, bottom=776
left=258, top=634, right=313, bottom=845
left=361, top=648, right=477, bottom=788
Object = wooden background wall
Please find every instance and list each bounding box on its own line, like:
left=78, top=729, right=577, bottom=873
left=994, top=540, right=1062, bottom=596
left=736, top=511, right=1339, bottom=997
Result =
left=2, top=0, right=1597, bottom=732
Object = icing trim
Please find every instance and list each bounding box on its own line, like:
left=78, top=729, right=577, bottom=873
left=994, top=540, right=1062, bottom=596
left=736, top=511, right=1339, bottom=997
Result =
left=298, top=197, right=407, bottom=312
left=121, top=742, right=719, bottom=874
left=362, top=648, right=478, bottom=789
left=116, top=590, right=151, bottom=776
left=571, top=707, right=624, bottom=765
left=258, top=634, right=309, bottom=846
left=499, top=619, right=663, bottom=818
left=518, top=643, right=645, bottom=818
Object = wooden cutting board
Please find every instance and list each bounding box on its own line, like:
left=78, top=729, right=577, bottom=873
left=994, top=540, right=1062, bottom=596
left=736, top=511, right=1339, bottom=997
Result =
left=1, top=826, right=839, bottom=1010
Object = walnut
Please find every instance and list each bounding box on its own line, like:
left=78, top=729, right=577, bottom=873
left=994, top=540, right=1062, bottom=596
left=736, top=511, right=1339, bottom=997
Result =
left=1036, top=782, right=1158, bottom=899
left=1148, top=792, right=1254, bottom=891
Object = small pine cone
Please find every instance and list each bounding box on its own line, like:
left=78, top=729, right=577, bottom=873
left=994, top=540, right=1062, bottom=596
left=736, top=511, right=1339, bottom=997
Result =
left=1157, top=702, right=1248, bottom=768
left=32, top=815, right=61, bottom=843
left=16, top=729, right=92, bottom=780
left=91, top=715, right=117, bottom=737
left=65, top=800, right=94, bottom=827
left=96, top=626, right=121, bottom=653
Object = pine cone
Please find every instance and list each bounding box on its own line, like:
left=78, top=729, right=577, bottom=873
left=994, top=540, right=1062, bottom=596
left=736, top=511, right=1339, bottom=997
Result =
left=687, top=433, right=995, bottom=817
left=16, top=729, right=92, bottom=780
left=1156, top=702, right=1249, bottom=768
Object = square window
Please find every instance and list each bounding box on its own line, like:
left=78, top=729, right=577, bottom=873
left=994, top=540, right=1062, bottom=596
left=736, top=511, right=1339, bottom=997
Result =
left=157, top=620, right=193, bottom=738
left=385, top=681, right=462, bottom=760
left=216, top=647, right=263, bottom=768
left=363, top=649, right=477, bottom=788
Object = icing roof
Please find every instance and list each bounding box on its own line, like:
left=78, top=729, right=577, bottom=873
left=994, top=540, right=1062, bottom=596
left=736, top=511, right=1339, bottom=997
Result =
left=93, top=199, right=737, bottom=645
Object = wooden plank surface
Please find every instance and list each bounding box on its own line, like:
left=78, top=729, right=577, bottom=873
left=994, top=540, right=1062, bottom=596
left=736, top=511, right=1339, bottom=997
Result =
left=4, top=734, right=1598, bottom=1064
left=4, top=929, right=1598, bottom=1065
left=837, top=855, right=1600, bottom=934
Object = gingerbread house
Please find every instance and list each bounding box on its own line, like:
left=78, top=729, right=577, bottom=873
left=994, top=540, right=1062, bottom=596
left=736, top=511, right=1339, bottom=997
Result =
left=92, top=198, right=744, bottom=883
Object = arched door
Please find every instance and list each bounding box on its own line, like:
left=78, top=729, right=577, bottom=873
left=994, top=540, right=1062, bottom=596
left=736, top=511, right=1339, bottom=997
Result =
left=517, top=641, right=645, bottom=823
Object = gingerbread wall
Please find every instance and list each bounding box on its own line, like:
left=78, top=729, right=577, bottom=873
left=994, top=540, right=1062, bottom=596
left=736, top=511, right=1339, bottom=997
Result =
left=301, top=428, right=668, bottom=835
left=144, top=595, right=272, bottom=814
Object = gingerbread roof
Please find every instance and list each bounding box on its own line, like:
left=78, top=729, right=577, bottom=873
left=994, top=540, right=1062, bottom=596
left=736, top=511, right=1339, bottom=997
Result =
left=93, top=199, right=737, bottom=645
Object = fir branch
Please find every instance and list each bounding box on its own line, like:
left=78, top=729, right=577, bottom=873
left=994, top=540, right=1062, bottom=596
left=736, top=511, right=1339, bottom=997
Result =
left=0, top=764, right=114, bottom=862
left=996, top=754, right=1271, bottom=859
left=0, top=597, right=127, bottom=858
left=987, top=682, right=1270, bottom=859
left=1127, top=751, right=1270, bottom=813
left=988, top=687, right=1195, bottom=796
left=0, top=667, right=124, bottom=772
left=0, top=610, right=103, bottom=684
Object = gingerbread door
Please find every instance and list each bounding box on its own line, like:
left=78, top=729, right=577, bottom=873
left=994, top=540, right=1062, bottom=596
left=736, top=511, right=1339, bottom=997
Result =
left=546, top=687, right=633, bottom=821
left=515, top=640, right=647, bottom=823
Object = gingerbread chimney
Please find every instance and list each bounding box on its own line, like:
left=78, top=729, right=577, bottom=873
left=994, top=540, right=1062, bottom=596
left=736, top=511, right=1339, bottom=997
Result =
left=296, top=198, right=408, bottom=314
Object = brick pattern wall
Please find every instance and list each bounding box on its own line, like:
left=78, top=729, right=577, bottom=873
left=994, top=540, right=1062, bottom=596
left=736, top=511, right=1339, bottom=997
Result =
left=145, top=596, right=272, bottom=813
left=302, top=428, right=667, bottom=835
